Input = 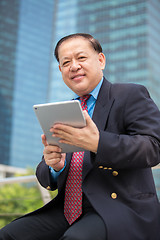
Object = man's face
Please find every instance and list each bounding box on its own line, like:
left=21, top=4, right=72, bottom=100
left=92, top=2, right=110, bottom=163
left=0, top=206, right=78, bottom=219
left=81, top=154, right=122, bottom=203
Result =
left=58, top=37, right=106, bottom=96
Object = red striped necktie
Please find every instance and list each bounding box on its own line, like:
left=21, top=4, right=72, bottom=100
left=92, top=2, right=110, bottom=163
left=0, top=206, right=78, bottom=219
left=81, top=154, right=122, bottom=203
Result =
left=64, top=95, right=90, bottom=225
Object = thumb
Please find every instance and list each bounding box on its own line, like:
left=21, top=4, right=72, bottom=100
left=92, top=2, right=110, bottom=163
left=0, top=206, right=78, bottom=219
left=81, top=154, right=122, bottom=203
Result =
left=83, top=110, right=92, bottom=125
left=41, top=134, right=48, bottom=147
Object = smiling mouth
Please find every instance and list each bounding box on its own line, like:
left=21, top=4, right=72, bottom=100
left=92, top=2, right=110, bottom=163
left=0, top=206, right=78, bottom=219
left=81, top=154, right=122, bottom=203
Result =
left=71, top=74, right=85, bottom=80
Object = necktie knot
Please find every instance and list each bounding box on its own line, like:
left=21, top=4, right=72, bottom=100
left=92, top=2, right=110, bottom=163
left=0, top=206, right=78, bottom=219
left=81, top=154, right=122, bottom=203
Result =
left=80, top=94, right=90, bottom=111
left=80, top=94, right=90, bottom=102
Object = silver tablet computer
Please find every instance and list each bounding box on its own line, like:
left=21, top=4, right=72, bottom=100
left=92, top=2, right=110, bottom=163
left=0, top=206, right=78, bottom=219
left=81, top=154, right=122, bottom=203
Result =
left=33, top=100, right=86, bottom=153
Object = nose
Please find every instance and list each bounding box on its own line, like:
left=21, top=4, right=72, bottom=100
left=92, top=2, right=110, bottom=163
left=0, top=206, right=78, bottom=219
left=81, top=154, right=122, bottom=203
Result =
left=70, top=60, right=81, bottom=71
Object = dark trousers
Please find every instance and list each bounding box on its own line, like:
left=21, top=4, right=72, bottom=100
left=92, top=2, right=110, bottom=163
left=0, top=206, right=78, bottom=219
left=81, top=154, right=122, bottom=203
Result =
left=0, top=196, right=107, bottom=240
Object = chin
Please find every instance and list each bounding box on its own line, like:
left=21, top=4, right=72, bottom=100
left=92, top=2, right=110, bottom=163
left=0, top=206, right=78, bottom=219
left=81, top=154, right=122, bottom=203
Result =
left=76, top=90, right=90, bottom=97
left=71, top=85, right=87, bottom=96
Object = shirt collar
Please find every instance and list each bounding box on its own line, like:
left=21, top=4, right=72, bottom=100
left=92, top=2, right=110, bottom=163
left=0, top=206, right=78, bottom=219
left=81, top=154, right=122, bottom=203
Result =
left=75, top=77, right=103, bottom=100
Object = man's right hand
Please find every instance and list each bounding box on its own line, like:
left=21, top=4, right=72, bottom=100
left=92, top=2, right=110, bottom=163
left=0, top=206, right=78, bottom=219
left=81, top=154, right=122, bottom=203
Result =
left=41, top=134, right=66, bottom=172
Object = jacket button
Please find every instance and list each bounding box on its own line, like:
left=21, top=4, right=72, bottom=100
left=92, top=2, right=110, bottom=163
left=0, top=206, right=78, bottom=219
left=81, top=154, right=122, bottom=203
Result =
left=112, top=171, right=118, bottom=176
left=108, top=167, right=112, bottom=170
left=99, top=166, right=103, bottom=169
left=46, top=186, right=51, bottom=190
left=111, top=192, right=117, bottom=199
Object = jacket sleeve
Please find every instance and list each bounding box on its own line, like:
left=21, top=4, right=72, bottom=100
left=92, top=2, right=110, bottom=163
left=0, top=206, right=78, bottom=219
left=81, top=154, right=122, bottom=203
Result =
left=95, top=84, right=160, bottom=169
left=36, top=156, right=58, bottom=190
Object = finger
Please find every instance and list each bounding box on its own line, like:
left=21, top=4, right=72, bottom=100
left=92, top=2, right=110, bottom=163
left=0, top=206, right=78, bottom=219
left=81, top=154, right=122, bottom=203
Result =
left=45, top=155, right=62, bottom=163
left=53, top=124, right=74, bottom=135
left=52, top=131, right=72, bottom=141
left=52, top=128, right=74, bottom=143
left=83, top=110, right=92, bottom=125
left=61, top=153, right=66, bottom=161
left=44, top=153, right=65, bottom=170
left=43, top=150, right=61, bottom=159
left=43, top=152, right=62, bottom=167
left=58, top=139, right=73, bottom=145
left=48, top=158, right=65, bottom=171
left=43, top=145, right=62, bottom=154
left=41, top=134, right=48, bottom=147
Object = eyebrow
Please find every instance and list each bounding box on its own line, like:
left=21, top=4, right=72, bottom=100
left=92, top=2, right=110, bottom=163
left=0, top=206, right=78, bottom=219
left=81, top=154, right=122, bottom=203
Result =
left=60, top=51, right=87, bottom=62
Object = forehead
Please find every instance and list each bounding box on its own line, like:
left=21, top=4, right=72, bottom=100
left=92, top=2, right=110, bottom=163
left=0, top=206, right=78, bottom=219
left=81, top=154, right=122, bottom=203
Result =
left=58, top=37, right=94, bottom=57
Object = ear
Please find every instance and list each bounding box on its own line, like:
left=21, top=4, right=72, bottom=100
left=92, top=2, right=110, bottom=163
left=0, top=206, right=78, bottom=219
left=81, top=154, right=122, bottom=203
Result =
left=98, top=53, right=106, bottom=70
left=59, top=65, right=62, bottom=72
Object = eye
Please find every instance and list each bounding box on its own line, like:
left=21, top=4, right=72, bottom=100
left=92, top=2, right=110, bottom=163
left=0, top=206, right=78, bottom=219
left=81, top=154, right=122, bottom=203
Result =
left=62, top=61, right=70, bottom=67
left=78, top=56, right=86, bottom=61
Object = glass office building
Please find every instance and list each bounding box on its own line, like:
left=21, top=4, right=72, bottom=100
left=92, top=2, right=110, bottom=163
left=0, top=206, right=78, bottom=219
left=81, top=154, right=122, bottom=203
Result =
left=0, top=0, right=20, bottom=165
left=0, top=0, right=54, bottom=167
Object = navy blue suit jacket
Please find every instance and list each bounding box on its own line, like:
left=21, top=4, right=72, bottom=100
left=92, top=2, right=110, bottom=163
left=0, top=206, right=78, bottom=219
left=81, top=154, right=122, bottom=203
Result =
left=36, top=78, right=160, bottom=240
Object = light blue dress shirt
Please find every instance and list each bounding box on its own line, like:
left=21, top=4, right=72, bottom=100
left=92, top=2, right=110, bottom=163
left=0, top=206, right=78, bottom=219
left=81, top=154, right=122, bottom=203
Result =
left=49, top=78, right=103, bottom=182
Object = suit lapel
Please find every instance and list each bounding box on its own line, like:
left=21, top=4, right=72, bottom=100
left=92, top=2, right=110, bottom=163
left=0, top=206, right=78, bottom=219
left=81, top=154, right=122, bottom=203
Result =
left=92, top=78, right=114, bottom=130
left=82, top=78, right=115, bottom=181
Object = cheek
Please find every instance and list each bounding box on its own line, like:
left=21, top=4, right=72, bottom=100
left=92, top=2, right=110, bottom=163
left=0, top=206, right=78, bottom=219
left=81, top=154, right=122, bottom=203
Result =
left=61, top=73, right=71, bottom=88
left=62, top=77, right=69, bottom=86
left=61, top=70, right=69, bottom=81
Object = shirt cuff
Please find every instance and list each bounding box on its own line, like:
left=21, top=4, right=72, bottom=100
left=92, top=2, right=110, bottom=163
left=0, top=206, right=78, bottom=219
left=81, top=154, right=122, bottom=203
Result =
left=49, top=161, right=66, bottom=182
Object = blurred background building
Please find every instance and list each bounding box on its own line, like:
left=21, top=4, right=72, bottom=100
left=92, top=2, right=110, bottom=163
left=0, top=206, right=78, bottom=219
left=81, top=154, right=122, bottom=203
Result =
left=0, top=0, right=54, bottom=167
left=0, top=0, right=160, bottom=172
